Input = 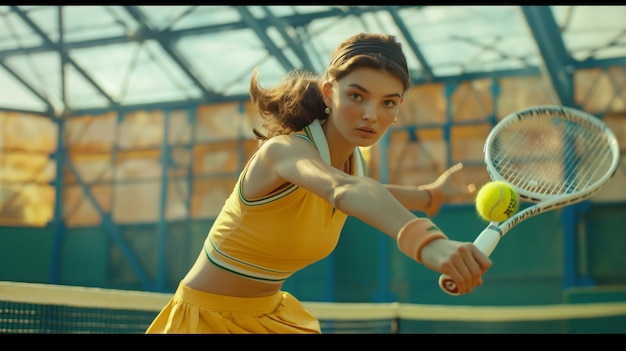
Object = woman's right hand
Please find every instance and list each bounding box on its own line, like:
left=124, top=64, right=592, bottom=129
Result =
left=418, top=238, right=492, bottom=295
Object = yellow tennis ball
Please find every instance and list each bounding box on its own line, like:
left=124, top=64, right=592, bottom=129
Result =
left=475, top=181, right=519, bottom=222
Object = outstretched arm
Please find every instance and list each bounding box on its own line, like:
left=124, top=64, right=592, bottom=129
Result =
left=384, top=162, right=476, bottom=216
left=253, top=136, right=491, bottom=294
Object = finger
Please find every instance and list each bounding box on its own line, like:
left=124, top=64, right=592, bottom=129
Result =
left=450, top=254, right=475, bottom=294
left=451, top=263, right=472, bottom=295
left=467, top=183, right=476, bottom=194
left=443, top=162, right=463, bottom=176
left=449, top=162, right=463, bottom=172
left=474, top=248, right=493, bottom=273
left=459, top=245, right=489, bottom=292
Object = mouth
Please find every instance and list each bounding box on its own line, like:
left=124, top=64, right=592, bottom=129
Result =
left=356, top=126, right=377, bottom=137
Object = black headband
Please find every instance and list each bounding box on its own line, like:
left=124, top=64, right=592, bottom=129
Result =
left=330, top=40, right=408, bottom=72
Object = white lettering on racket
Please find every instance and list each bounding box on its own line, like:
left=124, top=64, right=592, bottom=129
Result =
left=507, top=206, right=541, bottom=228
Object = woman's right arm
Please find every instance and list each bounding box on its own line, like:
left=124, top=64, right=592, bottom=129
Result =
left=252, top=135, right=491, bottom=294
left=258, top=135, right=412, bottom=236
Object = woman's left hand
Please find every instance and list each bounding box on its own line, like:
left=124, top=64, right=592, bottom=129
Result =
left=425, top=162, right=477, bottom=203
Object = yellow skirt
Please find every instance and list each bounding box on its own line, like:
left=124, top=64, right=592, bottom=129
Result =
left=146, top=282, right=321, bottom=334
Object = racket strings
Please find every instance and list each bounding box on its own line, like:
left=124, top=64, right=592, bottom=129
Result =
left=490, top=114, right=614, bottom=198
left=562, top=124, right=613, bottom=192
left=492, top=118, right=564, bottom=194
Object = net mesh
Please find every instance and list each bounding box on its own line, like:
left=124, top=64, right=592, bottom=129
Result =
left=2, top=281, right=626, bottom=334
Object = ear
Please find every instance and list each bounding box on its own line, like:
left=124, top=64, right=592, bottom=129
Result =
left=321, top=81, right=333, bottom=107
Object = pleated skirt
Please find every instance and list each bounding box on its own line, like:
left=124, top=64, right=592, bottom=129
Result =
left=146, top=282, right=321, bottom=334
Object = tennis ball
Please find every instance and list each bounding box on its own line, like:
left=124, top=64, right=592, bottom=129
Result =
left=475, top=181, right=519, bottom=222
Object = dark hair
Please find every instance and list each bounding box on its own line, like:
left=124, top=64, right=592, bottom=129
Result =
left=250, top=33, right=409, bottom=142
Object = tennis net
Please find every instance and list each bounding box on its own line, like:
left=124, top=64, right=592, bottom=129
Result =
left=1, top=281, right=625, bottom=333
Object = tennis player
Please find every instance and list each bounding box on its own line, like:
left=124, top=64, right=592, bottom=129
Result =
left=146, top=33, right=492, bottom=334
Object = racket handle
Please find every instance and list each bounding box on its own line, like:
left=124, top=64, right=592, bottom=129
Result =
left=438, top=225, right=501, bottom=296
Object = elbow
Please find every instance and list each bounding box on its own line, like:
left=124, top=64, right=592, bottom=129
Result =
left=330, top=185, right=346, bottom=210
left=330, top=176, right=376, bottom=214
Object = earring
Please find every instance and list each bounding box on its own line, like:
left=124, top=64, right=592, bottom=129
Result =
left=324, top=107, right=330, bottom=115
left=393, top=118, right=397, bottom=123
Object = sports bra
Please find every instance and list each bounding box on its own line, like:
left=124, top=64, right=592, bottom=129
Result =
left=204, top=119, right=366, bottom=283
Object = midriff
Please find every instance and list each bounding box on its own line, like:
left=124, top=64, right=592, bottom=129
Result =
left=181, top=252, right=283, bottom=298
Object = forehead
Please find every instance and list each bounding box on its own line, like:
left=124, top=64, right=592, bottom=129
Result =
left=336, top=67, right=404, bottom=95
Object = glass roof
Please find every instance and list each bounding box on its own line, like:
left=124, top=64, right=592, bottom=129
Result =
left=0, top=5, right=624, bottom=116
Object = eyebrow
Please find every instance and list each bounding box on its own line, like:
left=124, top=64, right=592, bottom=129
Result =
left=347, top=83, right=403, bottom=99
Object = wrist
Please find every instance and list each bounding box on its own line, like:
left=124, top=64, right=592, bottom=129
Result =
left=396, top=218, right=447, bottom=263
left=423, top=187, right=444, bottom=217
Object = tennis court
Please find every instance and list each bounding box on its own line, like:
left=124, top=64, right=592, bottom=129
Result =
left=1, top=6, right=625, bottom=334
left=2, top=281, right=626, bottom=334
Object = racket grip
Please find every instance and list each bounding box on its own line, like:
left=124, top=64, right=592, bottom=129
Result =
left=438, top=224, right=501, bottom=296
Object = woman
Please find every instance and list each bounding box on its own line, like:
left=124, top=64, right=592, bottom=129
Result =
left=146, top=33, right=492, bottom=334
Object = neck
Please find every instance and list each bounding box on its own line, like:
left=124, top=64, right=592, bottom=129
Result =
left=321, top=119, right=355, bottom=170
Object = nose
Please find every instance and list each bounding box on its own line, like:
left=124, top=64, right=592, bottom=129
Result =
left=362, top=102, right=377, bottom=123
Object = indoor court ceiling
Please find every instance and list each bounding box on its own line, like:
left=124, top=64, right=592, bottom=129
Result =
left=0, top=5, right=625, bottom=117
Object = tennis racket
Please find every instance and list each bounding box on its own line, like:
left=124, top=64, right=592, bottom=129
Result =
left=439, top=105, right=621, bottom=296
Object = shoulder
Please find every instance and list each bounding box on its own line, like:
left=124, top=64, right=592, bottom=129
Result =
left=258, top=133, right=318, bottom=161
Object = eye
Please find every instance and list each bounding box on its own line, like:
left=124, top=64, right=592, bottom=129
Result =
left=350, top=93, right=362, bottom=101
left=383, top=99, right=398, bottom=108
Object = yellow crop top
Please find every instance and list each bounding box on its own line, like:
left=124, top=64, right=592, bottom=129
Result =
left=204, top=119, right=367, bottom=283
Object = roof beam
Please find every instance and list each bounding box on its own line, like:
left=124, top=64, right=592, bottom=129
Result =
left=123, top=6, right=214, bottom=98
left=0, top=60, right=55, bottom=113
left=261, top=6, right=315, bottom=71
left=0, top=7, right=416, bottom=60
left=236, top=6, right=296, bottom=72
left=385, top=6, right=434, bottom=83
left=9, top=6, right=118, bottom=114
left=521, top=6, right=575, bottom=107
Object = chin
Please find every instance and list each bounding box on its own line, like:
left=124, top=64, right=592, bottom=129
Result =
left=356, top=138, right=378, bottom=147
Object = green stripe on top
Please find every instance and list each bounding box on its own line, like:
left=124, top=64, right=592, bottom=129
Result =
left=239, top=183, right=299, bottom=206
left=295, top=132, right=314, bottom=145
left=239, top=130, right=315, bottom=207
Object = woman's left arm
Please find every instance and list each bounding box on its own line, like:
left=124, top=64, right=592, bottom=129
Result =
left=383, top=163, right=476, bottom=216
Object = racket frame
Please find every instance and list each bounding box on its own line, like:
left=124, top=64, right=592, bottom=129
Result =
left=438, top=105, right=621, bottom=296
